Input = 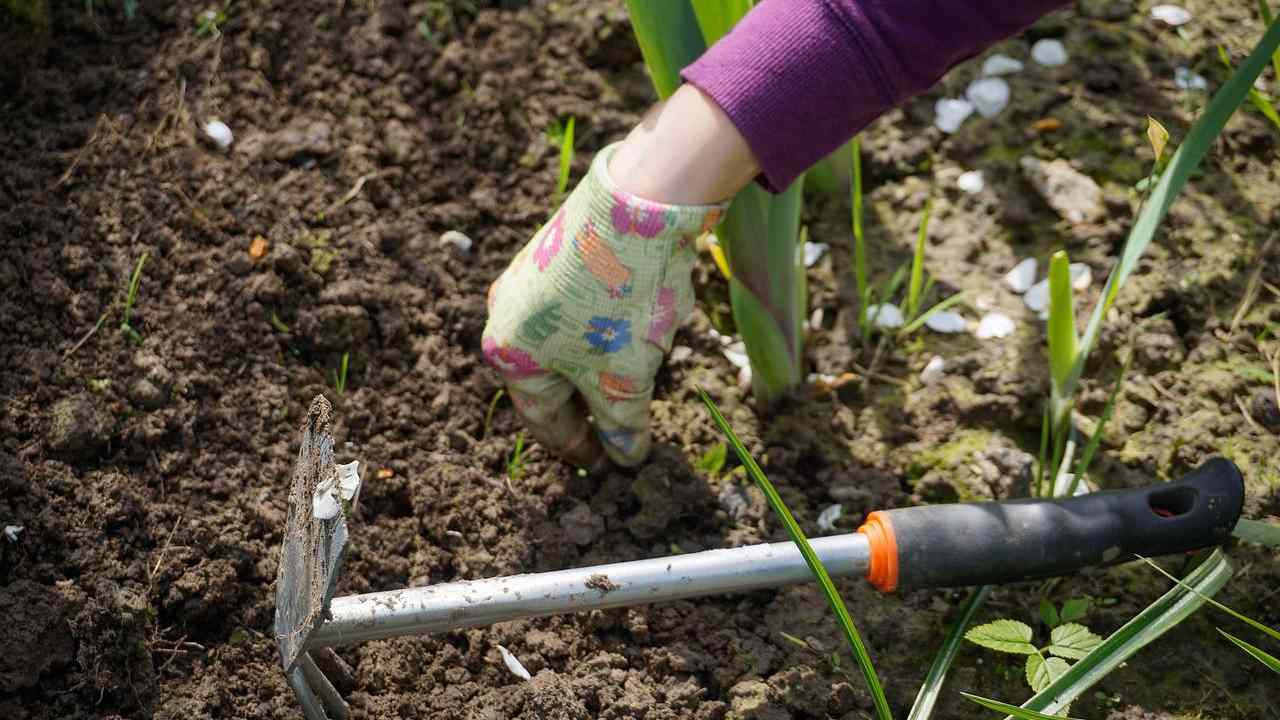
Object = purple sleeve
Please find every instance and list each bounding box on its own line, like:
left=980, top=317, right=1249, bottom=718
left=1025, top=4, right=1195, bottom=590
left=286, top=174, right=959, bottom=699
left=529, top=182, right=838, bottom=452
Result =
left=680, top=0, right=1070, bottom=191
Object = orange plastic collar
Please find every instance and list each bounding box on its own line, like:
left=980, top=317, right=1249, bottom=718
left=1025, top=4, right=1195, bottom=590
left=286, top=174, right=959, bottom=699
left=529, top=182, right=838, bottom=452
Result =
left=857, top=511, right=899, bottom=592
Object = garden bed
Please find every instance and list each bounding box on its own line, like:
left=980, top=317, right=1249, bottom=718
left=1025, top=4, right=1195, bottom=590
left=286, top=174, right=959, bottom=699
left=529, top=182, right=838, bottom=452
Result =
left=0, top=1, right=1277, bottom=718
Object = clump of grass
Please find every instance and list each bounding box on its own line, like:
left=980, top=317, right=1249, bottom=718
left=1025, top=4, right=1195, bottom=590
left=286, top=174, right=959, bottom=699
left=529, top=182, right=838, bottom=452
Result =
left=698, top=388, right=893, bottom=720
left=331, top=352, right=349, bottom=396
left=506, top=431, right=526, bottom=483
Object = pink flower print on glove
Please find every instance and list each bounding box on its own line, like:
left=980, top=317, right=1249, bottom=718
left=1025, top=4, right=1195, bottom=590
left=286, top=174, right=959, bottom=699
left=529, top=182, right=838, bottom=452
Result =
left=532, top=208, right=565, bottom=271
left=482, top=337, right=544, bottom=379
left=611, top=192, right=667, bottom=238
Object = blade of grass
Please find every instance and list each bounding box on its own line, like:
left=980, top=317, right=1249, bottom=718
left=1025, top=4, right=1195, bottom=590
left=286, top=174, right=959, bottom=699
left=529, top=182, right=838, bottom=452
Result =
left=851, top=136, right=869, bottom=339
left=1069, top=354, right=1131, bottom=494
left=1260, top=1, right=1279, bottom=80
left=907, top=585, right=992, bottom=720
left=897, top=291, right=969, bottom=337
left=961, top=693, right=1083, bottom=720
left=1218, top=629, right=1280, bottom=672
left=906, top=198, right=933, bottom=321
left=1067, top=20, right=1280, bottom=398
left=1011, top=550, right=1232, bottom=718
left=1136, top=555, right=1280, bottom=644
left=121, top=251, right=150, bottom=331
left=1217, top=45, right=1280, bottom=131
left=697, top=388, right=893, bottom=720
left=555, top=117, right=575, bottom=198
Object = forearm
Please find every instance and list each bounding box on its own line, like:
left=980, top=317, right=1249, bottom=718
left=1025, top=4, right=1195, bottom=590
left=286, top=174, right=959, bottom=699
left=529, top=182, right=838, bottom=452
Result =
left=681, top=0, right=1072, bottom=191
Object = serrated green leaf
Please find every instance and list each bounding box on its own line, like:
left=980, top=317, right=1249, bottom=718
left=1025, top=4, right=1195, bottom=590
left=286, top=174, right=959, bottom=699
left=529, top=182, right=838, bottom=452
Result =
left=695, top=442, right=727, bottom=476
left=1039, top=599, right=1060, bottom=629
left=1026, top=654, right=1071, bottom=693
left=1218, top=629, right=1280, bottom=673
left=966, top=620, right=1038, bottom=654
left=1046, top=623, right=1102, bottom=660
left=1059, top=598, right=1091, bottom=624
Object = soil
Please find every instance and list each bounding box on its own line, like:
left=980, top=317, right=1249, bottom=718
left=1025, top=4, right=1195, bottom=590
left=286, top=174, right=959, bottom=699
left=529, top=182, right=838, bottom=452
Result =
left=1, top=1, right=1278, bottom=719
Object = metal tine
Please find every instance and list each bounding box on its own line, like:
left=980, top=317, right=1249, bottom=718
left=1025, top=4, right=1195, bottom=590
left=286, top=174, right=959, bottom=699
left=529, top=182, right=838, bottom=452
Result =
left=302, top=652, right=351, bottom=720
left=286, top=664, right=331, bottom=720
left=312, top=647, right=356, bottom=693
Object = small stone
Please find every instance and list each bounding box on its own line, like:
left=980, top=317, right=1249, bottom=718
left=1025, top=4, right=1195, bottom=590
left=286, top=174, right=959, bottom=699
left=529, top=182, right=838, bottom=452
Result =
left=802, top=242, right=828, bottom=268
left=1150, top=4, right=1191, bottom=26
left=976, top=312, right=1016, bottom=339
left=1069, top=262, right=1093, bottom=290
left=934, top=98, right=975, bottom=134
left=808, top=307, right=825, bottom=331
left=728, top=679, right=788, bottom=720
left=3, top=525, right=21, bottom=543
left=816, top=504, right=842, bottom=532
left=867, top=304, right=904, bottom=328
left=1019, top=156, right=1106, bottom=225
left=559, top=503, right=605, bottom=546
left=1250, top=389, right=1280, bottom=431
left=128, top=378, right=167, bottom=410
left=925, top=310, right=967, bottom=333
left=722, top=341, right=750, bottom=369
left=1174, top=66, right=1209, bottom=91
left=921, top=355, right=946, bottom=385
left=1023, top=278, right=1050, bottom=313
left=957, top=170, right=985, bottom=194
left=271, top=119, right=334, bottom=161
left=982, top=53, right=1024, bottom=76
left=439, top=230, right=472, bottom=253
left=966, top=77, right=1011, bottom=118
left=1031, top=39, right=1069, bottom=67
left=202, top=120, right=233, bottom=151
left=1005, top=258, right=1038, bottom=293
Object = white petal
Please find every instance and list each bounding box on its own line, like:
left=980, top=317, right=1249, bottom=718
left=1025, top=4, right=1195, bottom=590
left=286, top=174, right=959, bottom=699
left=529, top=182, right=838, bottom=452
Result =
left=921, top=355, right=946, bottom=385
left=737, top=365, right=753, bottom=390
left=957, top=170, right=985, bottom=194
left=802, top=241, right=828, bottom=268
left=722, top=341, right=750, bottom=369
left=809, top=307, right=825, bottom=331
left=313, top=491, right=340, bottom=521
left=440, top=230, right=473, bottom=253
left=1174, top=66, right=1208, bottom=91
left=934, top=98, right=975, bottom=134
left=1031, top=39, right=1068, bottom=67
left=1150, top=4, right=1192, bottom=26
left=867, top=304, right=904, bottom=328
left=807, top=373, right=837, bottom=385
left=3, top=525, right=23, bottom=543
left=669, top=345, right=692, bottom=364
left=817, top=504, right=843, bottom=532
left=976, top=312, right=1016, bottom=339
left=1005, top=258, right=1038, bottom=293
left=982, top=53, right=1024, bottom=76
left=203, top=120, right=233, bottom=150
left=1023, top=279, right=1050, bottom=313
left=924, top=310, right=967, bottom=333
left=965, top=77, right=1011, bottom=119
left=496, top=645, right=532, bottom=681
left=335, top=460, right=362, bottom=501
left=1069, top=263, right=1092, bottom=290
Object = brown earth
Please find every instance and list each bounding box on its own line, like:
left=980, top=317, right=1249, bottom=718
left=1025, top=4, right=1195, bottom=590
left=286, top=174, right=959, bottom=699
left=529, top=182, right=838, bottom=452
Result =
left=1, top=1, right=1278, bottom=719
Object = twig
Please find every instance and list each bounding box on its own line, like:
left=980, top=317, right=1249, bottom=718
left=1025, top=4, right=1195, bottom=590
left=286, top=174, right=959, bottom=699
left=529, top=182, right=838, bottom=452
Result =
left=322, top=169, right=393, bottom=218
left=1236, top=395, right=1262, bottom=433
left=1229, top=237, right=1272, bottom=333
left=149, top=513, right=185, bottom=587
left=54, top=114, right=115, bottom=188
left=64, top=311, right=110, bottom=358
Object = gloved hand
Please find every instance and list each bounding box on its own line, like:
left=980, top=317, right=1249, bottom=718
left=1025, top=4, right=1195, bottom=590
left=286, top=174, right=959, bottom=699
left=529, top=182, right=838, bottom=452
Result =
left=482, top=143, right=727, bottom=468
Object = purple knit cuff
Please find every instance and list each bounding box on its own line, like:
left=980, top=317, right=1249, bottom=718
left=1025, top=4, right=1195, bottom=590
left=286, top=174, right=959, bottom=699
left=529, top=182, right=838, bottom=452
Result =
left=680, top=0, right=888, bottom=192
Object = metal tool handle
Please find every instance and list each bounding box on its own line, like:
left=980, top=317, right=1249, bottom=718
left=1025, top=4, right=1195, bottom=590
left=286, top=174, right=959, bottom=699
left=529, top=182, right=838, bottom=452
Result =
left=857, top=457, right=1244, bottom=592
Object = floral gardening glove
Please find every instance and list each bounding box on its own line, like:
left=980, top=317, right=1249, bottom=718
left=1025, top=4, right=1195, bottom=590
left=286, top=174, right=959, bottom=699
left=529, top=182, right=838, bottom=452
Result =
left=482, top=143, right=727, bottom=468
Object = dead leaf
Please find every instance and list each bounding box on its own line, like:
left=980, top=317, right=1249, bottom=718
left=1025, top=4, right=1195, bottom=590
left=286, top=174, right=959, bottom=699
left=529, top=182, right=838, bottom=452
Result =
left=376, top=468, right=394, bottom=479
left=1031, top=117, right=1062, bottom=133
left=1146, top=116, right=1169, bottom=163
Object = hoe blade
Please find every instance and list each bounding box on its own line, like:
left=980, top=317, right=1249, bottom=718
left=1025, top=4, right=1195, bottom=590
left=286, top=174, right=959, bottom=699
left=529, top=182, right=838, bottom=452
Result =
left=273, top=396, right=360, bottom=677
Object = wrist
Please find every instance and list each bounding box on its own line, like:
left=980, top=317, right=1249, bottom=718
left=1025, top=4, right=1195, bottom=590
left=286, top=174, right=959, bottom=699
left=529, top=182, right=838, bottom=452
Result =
left=608, top=84, right=759, bottom=204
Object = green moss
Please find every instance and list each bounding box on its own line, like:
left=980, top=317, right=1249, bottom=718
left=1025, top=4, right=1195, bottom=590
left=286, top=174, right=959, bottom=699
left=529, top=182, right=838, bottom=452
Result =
left=908, top=429, right=998, bottom=478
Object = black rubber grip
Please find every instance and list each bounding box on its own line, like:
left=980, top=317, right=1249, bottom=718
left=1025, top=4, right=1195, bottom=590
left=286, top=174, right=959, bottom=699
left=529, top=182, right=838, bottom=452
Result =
left=882, top=457, right=1244, bottom=591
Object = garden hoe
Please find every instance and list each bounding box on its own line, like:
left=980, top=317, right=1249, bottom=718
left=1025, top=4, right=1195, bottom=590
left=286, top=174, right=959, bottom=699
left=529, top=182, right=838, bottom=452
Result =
left=274, top=396, right=1244, bottom=720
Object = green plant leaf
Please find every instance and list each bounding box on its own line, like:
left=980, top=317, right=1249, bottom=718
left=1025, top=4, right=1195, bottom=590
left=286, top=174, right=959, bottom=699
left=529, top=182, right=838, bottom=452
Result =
left=690, top=0, right=753, bottom=45
left=1218, top=628, right=1280, bottom=673
left=1046, top=623, right=1102, bottom=660
left=1145, top=116, right=1169, bottom=164
left=1262, top=1, right=1280, bottom=79
left=1015, top=550, right=1233, bottom=718
left=961, top=692, right=1083, bottom=720
left=1059, top=598, right=1091, bottom=624
left=897, top=291, right=968, bottom=337
left=696, top=442, right=727, bottom=476
left=965, top=620, right=1038, bottom=655
left=850, top=136, right=870, bottom=338
left=1039, top=599, right=1060, bottom=629
left=1217, top=45, right=1280, bottom=131
left=555, top=116, right=575, bottom=198
left=1025, top=654, right=1071, bottom=693
left=1232, top=517, right=1280, bottom=547
left=908, top=585, right=992, bottom=720
left=1046, top=250, right=1078, bottom=430
left=698, top=389, right=893, bottom=720
left=1067, top=20, right=1280, bottom=400
left=623, top=1, right=705, bottom=100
